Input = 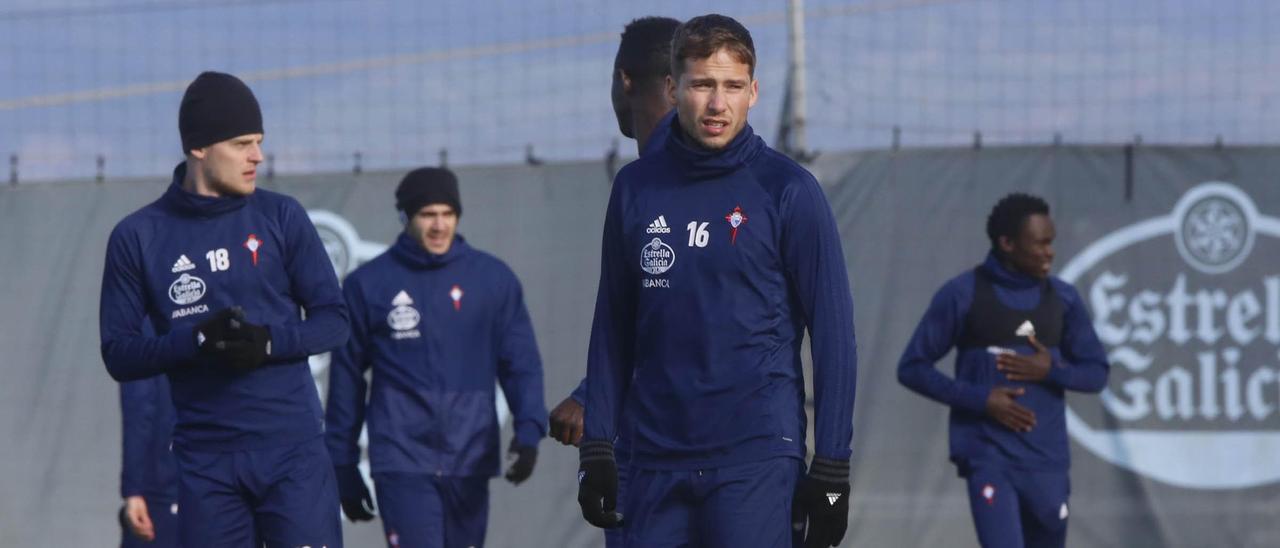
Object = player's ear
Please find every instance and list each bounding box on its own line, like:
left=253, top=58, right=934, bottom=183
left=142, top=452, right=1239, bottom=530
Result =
left=188, top=147, right=207, bottom=161
left=997, top=234, right=1016, bottom=255
left=665, top=74, right=677, bottom=105
left=618, top=68, right=633, bottom=95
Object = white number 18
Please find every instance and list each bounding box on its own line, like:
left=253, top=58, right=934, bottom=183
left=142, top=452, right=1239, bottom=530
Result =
left=206, top=248, right=230, bottom=271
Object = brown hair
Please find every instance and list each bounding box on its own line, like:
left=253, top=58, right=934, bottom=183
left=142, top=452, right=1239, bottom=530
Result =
left=670, top=14, right=756, bottom=79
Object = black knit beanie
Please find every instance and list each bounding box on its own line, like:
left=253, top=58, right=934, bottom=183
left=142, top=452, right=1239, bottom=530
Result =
left=178, top=71, right=263, bottom=153
left=396, top=167, right=462, bottom=217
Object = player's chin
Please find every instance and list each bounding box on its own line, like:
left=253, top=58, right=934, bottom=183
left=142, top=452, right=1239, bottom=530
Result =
left=694, top=134, right=732, bottom=150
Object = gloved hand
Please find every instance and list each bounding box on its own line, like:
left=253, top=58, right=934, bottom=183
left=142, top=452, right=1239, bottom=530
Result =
left=791, top=457, right=851, bottom=548
left=194, top=307, right=246, bottom=353
left=577, top=440, right=623, bottom=529
left=193, top=307, right=271, bottom=371
left=217, top=315, right=271, bottom=371
left=334, top=465, right=375, bottom=522
left=505, top=439, right=538, bottom=485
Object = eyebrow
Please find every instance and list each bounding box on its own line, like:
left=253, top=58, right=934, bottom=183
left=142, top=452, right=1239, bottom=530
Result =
left=688, top=77, right=749, bottom=86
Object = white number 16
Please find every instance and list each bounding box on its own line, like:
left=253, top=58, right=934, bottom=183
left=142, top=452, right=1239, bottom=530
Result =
left=686, top=222, right=709, bottom=248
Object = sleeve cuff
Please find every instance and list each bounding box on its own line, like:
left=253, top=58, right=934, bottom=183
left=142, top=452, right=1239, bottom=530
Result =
left=579, top=440, right=614, bottom=463
left=514, top=420, right=545, bottom=448
left=808, top=456, right=851, bottom=483
left=957, top=384, right=990, bottom=414
left=267, top=324, right=301, bottom=360
left=168, top=326, right=199, bottom=363
left=1045, top=361, right=1072, bottom=387
left=570, top=378, right=588, bottom=406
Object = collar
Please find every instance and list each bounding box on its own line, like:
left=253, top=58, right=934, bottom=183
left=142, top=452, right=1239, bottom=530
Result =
left=662, top=115, right=765, bottom=180
left=390, top=232, right=471, bottom=269
left=159, top=162, right=250, bottom=218
left=981, top=252, right=1046, bottom=290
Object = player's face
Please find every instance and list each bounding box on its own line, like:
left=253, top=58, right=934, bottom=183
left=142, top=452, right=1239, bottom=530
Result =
left=192, top=133, right=264, bottom=197
left=669, top=48, right=758, bottom=151
left=407, top=203, right=458, bottom=255
left=612, top=67, right=634, bottom=139
left=1001, top=213, right=1056, bottom=279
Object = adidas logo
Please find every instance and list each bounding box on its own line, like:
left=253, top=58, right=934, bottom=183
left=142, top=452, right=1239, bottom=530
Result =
left=646, top=215, right=671, bottom=234
left=171, top=254, right=195, bottom=273
left=826, top=493, right=841, bottom=505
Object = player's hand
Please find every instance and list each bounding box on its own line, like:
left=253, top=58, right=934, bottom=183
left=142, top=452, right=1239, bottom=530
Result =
left=986, top=386, right=1036, bottom=432
left=996, top=333, right=1052, bottom=382
left=218, top=316, right=272, bottom=371
left=122, top=495, right=155, bottom=541
left=791, top=457, right=850, bottom=548
left=549, top=396, right=585, bottom=446
left=505, top=439, right=538, bottom=485
left=194, top=306, right=246, bottom=354
left=577, top=440, right=623, bottom=529
left=334, top=465, right=376, bottom=522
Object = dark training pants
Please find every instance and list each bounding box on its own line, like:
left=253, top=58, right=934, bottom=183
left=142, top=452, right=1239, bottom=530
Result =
left=374, top=472, right=490, bottom=548
left=623, top=456, right=802, bottom=548
left=965, top=465, right=1070, bottom=548
left=175, top=436, right=342, bottom=548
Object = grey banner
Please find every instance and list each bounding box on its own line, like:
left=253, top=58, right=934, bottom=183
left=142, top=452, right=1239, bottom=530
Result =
left=0, top=146, right=1277, bottom=546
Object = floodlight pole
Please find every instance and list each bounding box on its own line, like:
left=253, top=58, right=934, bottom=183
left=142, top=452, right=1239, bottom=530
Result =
left=778, top=0, right=808, bottom=160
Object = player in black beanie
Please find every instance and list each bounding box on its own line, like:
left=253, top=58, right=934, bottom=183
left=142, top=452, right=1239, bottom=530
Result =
left=179, top=71, right=265, bottom=197
left=98, top=68, right=348, bottom=547
left=326, top=165, right=547, bottom=545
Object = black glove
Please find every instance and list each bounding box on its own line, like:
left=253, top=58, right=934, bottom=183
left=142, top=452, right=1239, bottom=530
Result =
left=504, top=439, right=537, bottom=485
left=194, top=307, right=271, bottom=371
left=334, top=465, right=375, bottom=522
left=791, top=457, right=851, bottom=548
left=218, top=315, right=271, bottom=371
left=577, top=440, right=623, bottom=529
left=194, top=307, right=246, bottom=354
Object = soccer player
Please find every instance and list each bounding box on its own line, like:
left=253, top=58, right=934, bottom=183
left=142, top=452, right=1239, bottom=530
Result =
left=325, top=167, right=548, bottom=548
left=548, top=14, right=680, bottom=548
left=897, top=193, right=1110, bottom=548
left=118, top=373, right=178, bottom=548
left=99, top=71, right=349, bottom=548
left=576, top=14, right=858, bottom=548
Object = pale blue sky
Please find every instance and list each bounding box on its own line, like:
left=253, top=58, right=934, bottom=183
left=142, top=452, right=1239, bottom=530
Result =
left=2, top=0, right=1278, bottom=181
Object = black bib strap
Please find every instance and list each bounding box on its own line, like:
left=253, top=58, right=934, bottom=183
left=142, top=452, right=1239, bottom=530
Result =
left=957, top=265, right=1064, bottom=350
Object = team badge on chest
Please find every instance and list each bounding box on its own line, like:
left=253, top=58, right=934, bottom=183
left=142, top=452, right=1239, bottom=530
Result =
left=243, top=234, right=262, bottom=266
left=450, top=285, right=464, bottom=311
left=725, top=205, right=748, bottom=245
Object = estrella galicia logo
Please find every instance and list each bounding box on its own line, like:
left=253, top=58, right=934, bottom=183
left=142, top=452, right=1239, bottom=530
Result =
left=1060, top=182, right=1280, bottom=489
left=167, top=273, right=206, bottom=305
left=640, top=237, right=675, bottom=275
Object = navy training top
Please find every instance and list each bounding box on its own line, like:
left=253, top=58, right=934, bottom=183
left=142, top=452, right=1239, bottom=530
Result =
left=583, top=117, right=858, bottom=469
left=897, top=252, right=1109, bottom=472
left=100, top=163, right=349, bottom=451
left=326, top=233, right=547, bottom=477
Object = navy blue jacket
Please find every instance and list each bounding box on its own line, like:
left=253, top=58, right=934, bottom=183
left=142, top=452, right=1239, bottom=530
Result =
left=583, top=118, right=858, bottom=469
left=325, top=233, right=547, bottom=477
left=120, top=374, right=178, bottom=501
left=897, top=253, right=1109, bottom=472
left=100, top=163, right=349, bottom=452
